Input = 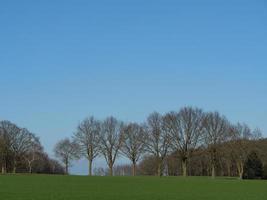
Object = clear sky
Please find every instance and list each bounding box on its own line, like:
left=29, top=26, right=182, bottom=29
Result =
left=0, top=0, right=266, bottom=174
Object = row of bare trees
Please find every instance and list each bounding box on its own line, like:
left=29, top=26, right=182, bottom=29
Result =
left=54, top=106, right=263, bottom=178
left=0, top=120, right=64, bottom=174
left=138, top=137, right=267, bottom=179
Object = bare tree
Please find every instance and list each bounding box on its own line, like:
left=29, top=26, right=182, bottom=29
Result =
left=99, top=116, right=123, bottom=176
left=0, top=120, right=20, bottom=173
left=73, top=116, right=101, bottom=176
left=54, top=138, right=80, bottom=174
left=0, top=120, right=65, bottom=175
left=24, top=135, right=43, bottom=173
left=203, top=112, right=230, bottom=178
left=10, top=128, right=39, bottom=173
left=120, top=123, right=146, bottom=176
left=163, top=107, right=204, bottom=177
left=230, top=123, right=257, bottom=179
left=0, top=129, right=5, bottom=173
left=144, top=112, right=171, bottom=176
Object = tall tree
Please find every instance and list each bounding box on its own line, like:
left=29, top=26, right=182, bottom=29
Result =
left=0, top=133, right=5, bottom=173
left=0, top=120, right=64, bottom=175
left=120, top=123, right=146, bottom=176
left=0, top=120, right=20, bottom=173
left=99, top=117, right=123, bottom=176
left=203, top=112, right=230, bottom=178
left=54, top=138, right=80, bottom=174
left=144, top=112, right=171, bottom=176
left=24, top=135, right=43, bottom=173
left=230, top=123, right=255, bottom=179
left=163, top=107, right=204, bottom=177
left=10, top=128, right=38, bottom=173
left=73, top=117, right=101, bottom=176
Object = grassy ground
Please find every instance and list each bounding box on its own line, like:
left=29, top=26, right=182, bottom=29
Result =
left=0, top=175, right=266, bottom=200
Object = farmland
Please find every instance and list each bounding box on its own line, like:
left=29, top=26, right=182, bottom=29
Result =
left=0, top=175, right=266, bottom=200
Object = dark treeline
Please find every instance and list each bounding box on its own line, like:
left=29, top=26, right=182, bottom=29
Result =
left=54, top=106, right=267, bottom=179
left=0, top=120, right=64, bottom=174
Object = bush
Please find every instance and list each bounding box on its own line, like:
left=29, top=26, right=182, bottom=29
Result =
left=243, top=151, right=263, bottom=179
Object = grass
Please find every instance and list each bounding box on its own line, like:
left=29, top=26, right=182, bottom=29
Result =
left=0, top=175, right=266, bottom=200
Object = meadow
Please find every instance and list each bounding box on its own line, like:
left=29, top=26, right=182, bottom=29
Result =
left=0, top=175, right=266, bottom=200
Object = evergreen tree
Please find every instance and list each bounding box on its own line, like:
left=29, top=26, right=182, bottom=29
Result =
left=243, top=151, right=263, bottom=179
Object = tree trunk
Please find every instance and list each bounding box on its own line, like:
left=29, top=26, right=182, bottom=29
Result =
left=227, top=162, right=231, bottom=177
left=239, top=170, right=243, bottom=179
left=28, top=161, right=32, bottom=173
left=211, top=163, right=216, bottom=178
left=132, top=162, right=136, bottom=176
left=65, top=161, right=69, bottom=175
left=109, top=165, right=113, bottom=176
left=210, top=149, right=216, bottom=178
left=156, top=157, right=163, bottom=177
left=157, top=161, right=162, bottom=177
left=182, top=159, right=187, bottom=177
left=237, top=162, right=244, bottom=179
left=3, top=159, right=7, bottom=174
left=88, top=159, right=92, bottom=176
left=1, top=165, right=5, bottom=174
left=13, top=160, right=17, bottom=174
left=165, top=161, right=169, bottom=176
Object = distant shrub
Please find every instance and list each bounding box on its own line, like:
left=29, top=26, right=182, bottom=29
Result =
left=243, top=151, right=263, bottom=179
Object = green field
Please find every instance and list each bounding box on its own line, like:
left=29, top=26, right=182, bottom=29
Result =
left=0, top=175, right=266, bottom=200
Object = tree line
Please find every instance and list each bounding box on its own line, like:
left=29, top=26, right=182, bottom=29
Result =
left=54, top=106, right=267, bottom=179
left=0, top=120, right=64, bottom=174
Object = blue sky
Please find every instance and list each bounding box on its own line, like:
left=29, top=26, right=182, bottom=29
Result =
left=0, top=0, right=266, bottom=174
